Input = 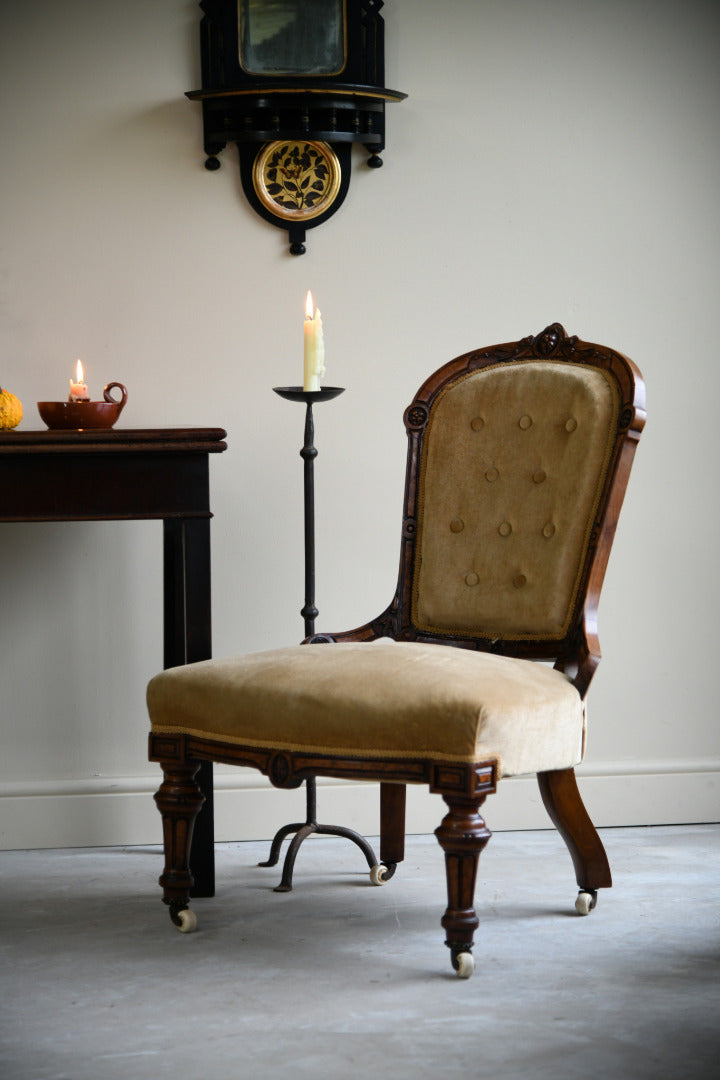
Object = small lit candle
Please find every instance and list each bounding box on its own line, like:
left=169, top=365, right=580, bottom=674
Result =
left=68, top=359, right=90, bottom=402
left=303, top=291, right=326, bottom=392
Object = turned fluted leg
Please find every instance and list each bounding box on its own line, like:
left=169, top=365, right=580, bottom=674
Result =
left=154, top=760, right=205, bottom=930
left=434, top=795, right=491, bottom=977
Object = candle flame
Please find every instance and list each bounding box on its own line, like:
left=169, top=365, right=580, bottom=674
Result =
left=75, top=359, right=85, bottom=382
left=305, top=291, right=314, bottom=320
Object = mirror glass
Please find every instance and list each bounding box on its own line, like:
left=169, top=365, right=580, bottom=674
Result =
left=240, top=0, right=345, bottom=76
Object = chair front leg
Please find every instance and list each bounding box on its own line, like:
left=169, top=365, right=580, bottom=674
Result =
left=153, top=759, right=205, bottom=931
left=435, top=794, right=491, bottom=978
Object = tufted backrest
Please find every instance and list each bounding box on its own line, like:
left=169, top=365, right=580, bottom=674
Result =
left=394, top=325, right=645, bottom=661
left=412, top=359, right=619, bottom=639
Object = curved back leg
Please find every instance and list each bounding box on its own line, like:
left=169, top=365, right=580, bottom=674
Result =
left=538, top=767, right=612, bottom=893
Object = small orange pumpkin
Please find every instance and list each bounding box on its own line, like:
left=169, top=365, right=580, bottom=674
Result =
left=0, top=387, right=23, bottom=429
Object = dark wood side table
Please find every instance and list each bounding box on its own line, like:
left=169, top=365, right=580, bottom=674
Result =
left=0, top=427, right=227, bottom=897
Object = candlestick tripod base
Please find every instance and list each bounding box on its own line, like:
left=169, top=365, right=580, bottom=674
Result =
left=257, top=775, right=379, bottom=892
left=262, top=386, right=380, bottom=891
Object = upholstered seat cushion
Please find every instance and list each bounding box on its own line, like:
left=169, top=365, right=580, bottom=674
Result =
left=147, top=640, right=585, bottom=777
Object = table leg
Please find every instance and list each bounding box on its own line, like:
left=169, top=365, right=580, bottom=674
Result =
left=163, top=517, right=215, bottom=898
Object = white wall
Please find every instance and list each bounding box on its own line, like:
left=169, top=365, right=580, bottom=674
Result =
left=1, top=0, right=718, bottom=849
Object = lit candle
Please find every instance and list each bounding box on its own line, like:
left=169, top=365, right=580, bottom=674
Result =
left=303, top=291, right=326, bottom=392
left=68, top=359, right=90, bottom=402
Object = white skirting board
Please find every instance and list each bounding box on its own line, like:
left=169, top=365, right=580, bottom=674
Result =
left=0, top=759, right=718, bottom=851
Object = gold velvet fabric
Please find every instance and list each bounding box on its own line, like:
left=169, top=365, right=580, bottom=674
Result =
left=412, top=361, right=620, bottom=638
left=147, top=640, right=585, bottom=777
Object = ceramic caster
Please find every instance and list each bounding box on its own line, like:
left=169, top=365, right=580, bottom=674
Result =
left=455, top=952, right=474, bottom=979
left=369, top=862, right=397, bottom=884
left=575, top=890, right=598, bottom=916
left=174, top=907, right=197, bottom=933
left=369, top=863, right=388, bottom=885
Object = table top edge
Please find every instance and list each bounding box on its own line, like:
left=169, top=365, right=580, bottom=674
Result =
left=0, top=428, right=228, bottom=453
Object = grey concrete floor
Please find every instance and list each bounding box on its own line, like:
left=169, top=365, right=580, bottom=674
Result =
left=1, top=825, right=718, bottom=1080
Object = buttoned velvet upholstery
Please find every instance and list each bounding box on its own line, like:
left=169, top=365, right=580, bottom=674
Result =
left=412, top=361, right=620, bottom=639
left=147, top=324, right=645, bottom=978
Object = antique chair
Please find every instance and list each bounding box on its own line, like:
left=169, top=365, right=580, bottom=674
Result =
left=147, top=323, right=645, bottom=978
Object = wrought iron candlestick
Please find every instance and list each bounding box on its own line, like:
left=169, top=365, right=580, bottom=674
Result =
left=262, top=386, right=378, bottom=891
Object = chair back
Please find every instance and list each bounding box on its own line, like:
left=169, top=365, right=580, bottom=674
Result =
left=394, top=324, right=645, bottom=683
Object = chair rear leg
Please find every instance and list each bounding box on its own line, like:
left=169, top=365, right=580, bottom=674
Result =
left=435, top=795, right=491, bottom=978
left=153, top=759, right=205, bottom=932
left=378, top=782, right=406, bottom=882
left=538, top=767, right=612, bottom=910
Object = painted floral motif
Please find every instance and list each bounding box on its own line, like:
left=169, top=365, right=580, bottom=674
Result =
left=263, top=142, right=331, bottom=213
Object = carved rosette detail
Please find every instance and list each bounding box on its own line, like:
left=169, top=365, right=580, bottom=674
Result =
left=269, top=752, right=292, bottom=788
left=532, top=323, right=579, bottom=358
left=467, top=323, right=592, bottom=367
left=402, top=517, right=417, bottom=540
left=405, top=403, right=428, bottom=430
left=618, top=405, right=634, bottom=429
